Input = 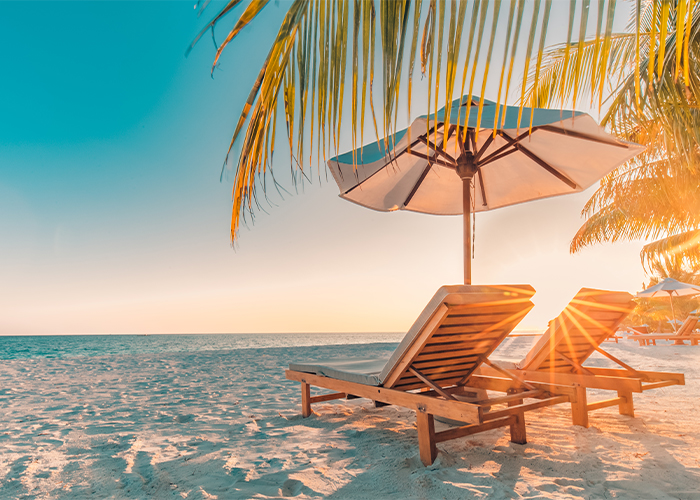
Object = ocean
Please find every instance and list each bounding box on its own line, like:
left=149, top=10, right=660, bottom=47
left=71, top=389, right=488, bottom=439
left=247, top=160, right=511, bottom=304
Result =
left=0, top=333, right=407, bottom=360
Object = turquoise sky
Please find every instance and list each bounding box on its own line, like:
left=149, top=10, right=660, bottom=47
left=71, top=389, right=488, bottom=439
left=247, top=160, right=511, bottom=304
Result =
left=1, top=1, right=646, bottom=335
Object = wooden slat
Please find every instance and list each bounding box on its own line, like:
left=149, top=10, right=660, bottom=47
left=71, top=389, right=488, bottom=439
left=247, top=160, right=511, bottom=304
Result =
left=641, top=380, right=683, bottom=391
left=441, top=312, right=522, bottom=326
left=413, top=355, right=481, bottom=370
left=467, top=390, right=545, bottom=406
left=440, top=313, right=524, bottom=325
left=421, top=341, right=492, bottom=354
left=586, top=397, right=624, bottom=412
left=446, top=301, right=533, bottom=316
left=540, top=360, right=577, bottom=370
left=382, top=304, right=450, bottom=388
left=429, top=330, right=511, bottom=343
left=565, top=339, right=611, bottom=348
left=393, top=375, right=469, bottom=392
left=577, top=311, right=632, bottom=321
left=394, top=367, right=477, bottom=387
left=309, top=392, right=346, bottom=403
left=482, top=395, right=570, bottom=421
left=518, top=369, right=643, bottom=392
left=414, top=363, right=477, bottom=377
left=434, top=323, right=516, bottom=336
left=584, top=367, right=685, bottom=383
left=420, top=335, right=514, bottom=352
left=434, top=416, right=516, bottom=443
left=467, top=375, right=578, bottom=398
left=414, top=347, right=491, bottom=362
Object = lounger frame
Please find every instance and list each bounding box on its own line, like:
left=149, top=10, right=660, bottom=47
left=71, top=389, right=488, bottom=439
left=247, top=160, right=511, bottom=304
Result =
left=286, top=369, right=573, bottom=466
left=286, top=284, right=574, bottom=466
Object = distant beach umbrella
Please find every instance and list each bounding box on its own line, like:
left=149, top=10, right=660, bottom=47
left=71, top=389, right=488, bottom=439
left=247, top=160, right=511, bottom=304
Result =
left=328, top=95, right=644, bottom=284
left=637, top=278, right=700, bottom=332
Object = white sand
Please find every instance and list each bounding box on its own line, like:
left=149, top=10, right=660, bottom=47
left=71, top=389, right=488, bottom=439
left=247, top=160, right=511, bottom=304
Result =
left=1, top=340, right=699, bottom=499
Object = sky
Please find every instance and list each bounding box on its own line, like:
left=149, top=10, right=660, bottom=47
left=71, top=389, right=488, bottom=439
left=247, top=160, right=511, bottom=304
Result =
left=1, top=1, right=650, bottom=335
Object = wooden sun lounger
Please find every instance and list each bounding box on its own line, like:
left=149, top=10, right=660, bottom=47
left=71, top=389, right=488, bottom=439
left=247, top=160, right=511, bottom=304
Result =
left=632, top=334, right=699, bottom=346
left=625, top=326, right=657, bottom=346
left=477, top=288, right=685, bottom=428
left=630, top=315, right=699, bottom=346
left=286, top=285, right=574, bottom=466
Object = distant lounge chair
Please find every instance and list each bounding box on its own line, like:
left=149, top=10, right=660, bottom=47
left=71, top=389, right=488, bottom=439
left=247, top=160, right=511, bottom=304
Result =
left=477, top=288, right=685, bottom=427
left=625, top=325, right=657, bottom=346
left=630, top=315, right=700, bottom=346
left=286, top=285, right=574, bottom=466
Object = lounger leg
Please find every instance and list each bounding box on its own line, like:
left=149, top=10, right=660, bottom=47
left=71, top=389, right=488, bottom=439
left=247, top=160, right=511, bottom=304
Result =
left=301, top=383, right=312, bottom=418
left=617, top=390, right=634, bottom=417
left=416, top=411, right=438, bottom=466
left=571, top=385, right=589, bottom=428
left=508, top=399, right=527, bottom=444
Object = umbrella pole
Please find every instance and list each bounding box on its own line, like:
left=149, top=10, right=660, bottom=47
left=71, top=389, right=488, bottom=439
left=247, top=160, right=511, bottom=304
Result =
left=669, top=292, right=677, bottom=332
left=463, top=177, right=471, bottom=285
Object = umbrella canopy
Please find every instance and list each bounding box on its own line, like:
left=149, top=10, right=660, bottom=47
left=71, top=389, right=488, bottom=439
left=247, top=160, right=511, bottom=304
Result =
left=637, top=278, right=700, bottom=332
left=636, top=277, right=700, bottom=298
left=328, top=95, right=644, bottom=284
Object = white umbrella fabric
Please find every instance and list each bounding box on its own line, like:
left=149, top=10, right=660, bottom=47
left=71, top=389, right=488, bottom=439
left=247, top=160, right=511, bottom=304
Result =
left=328, top=95, right=644, bottom=284
left=637, top=278, right=700, bottom=331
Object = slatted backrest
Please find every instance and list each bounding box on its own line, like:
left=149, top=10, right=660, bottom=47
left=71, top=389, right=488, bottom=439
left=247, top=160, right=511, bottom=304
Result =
left=677, top=315, right=699, bottom=336
left=520, top=288, right=635, bottom=373
left=379, top=284, right=535, bottom=391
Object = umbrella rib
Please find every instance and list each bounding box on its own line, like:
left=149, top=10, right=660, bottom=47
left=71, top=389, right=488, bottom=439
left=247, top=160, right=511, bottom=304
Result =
left=403, top=164, right=433, bottom=208
left=474, top=134, right=495, bottom=163
left=407, top=150, right=455, bottom=169
left=478, top=148, right=519, bottom=167
left=468, top=129, right=478, bottom=154
left=476, top=168, right=487, bottom=207
left=539, top=125, right=630, bottom=148
left=342, top=124, right=446, bottom=196
left=403, top=124, right=459, bottom=208
left=501, top=131, right=578, bottom=189
left=477, top=129, right=532, bottom=166
left=417, top=136, right=457, bottom=166
left=391, top=122, right=446, bottom=164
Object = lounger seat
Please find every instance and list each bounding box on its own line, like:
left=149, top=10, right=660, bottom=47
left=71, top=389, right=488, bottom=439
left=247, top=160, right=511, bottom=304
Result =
left=286, top=285, right=574, bottom=466
left=289, top=356, right=389, bottom=386
left=477, top=288, right=686, bottom=427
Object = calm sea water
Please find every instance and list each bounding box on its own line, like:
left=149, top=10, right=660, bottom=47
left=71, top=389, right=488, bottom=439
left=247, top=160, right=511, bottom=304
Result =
left=0, top=333, right=408, bottom=360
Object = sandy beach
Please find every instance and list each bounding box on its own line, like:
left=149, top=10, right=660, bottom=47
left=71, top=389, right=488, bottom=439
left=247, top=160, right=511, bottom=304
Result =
left=1, top=339, right=698, bottom=499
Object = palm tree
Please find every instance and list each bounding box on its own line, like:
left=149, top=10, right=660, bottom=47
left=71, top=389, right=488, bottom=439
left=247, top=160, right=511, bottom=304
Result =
left=525, top=0, right=700, bottom=270
left=191, top=0, right=695, bottom=242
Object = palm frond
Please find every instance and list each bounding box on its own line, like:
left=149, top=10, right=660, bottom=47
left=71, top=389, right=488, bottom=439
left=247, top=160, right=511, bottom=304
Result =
left=190, top=0, right=698, bottom=241
left=641, top=229, right=700, bottom=270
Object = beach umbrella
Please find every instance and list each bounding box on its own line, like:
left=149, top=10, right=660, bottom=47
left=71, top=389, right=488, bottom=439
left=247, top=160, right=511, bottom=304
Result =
left=637, top=278, right=700, bottom=332
left=328, top=96, right=644, bottom=284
